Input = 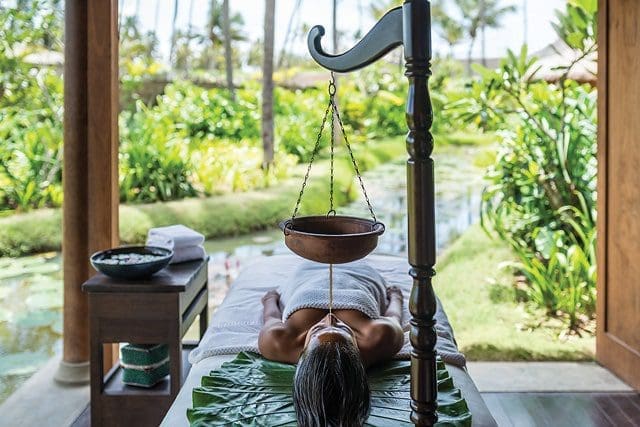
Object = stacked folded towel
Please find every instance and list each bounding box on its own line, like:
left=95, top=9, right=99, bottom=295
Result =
left=146, top=224, right=206, bottom=264
left=121, top=344, right=169, bottom=388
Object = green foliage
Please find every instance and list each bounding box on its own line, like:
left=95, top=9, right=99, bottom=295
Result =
left=119, top=105, right=198, bottom=203
left=450, top=0, right=598, bottom=331
left=0, top=209, right=62, bottom=257
left=119, top=82, right=297, bottom=203
left=1, top=3, right=467, bottom=211
left=552, top=0, right=597, bottom=53
left=0, top=1, right=63, bottom=212
left=190, top=144, right=296, bottom=195
left=273, top=86, right=327, bottom=161
left=0, top=139, right=405, bottom=257
left=436, top=224, right=595, bottom=361
left=0, top=108, right=63, bottom=211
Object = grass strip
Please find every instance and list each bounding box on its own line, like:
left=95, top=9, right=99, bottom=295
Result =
left=436, top=224, right=595, bottom=361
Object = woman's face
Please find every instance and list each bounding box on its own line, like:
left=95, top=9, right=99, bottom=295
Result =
left=304, top=313, right=356, bottom=349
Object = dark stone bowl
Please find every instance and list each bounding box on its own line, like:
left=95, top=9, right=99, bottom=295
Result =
left=90, top=246, right=174, bottom=280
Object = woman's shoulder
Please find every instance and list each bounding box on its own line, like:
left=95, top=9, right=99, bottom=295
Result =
left=357, top=318, right=404, bottom=351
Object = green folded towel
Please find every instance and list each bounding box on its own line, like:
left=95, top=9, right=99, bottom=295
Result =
left=121, top=344, right=170, bottom=388
left=122, top=361, right=170, bottom=388
left=121, top=343, right=168, bottom=366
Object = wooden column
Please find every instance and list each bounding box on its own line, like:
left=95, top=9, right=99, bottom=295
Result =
left=57, top=0, right=119, bottom=382
left=596, top=0, right=640, bottom=391
left=404, top=1, right=438, bottom=425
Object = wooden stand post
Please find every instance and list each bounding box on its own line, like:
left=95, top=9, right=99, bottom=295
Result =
left=403, top=1, right=438, bottom=424
left=57, top=0, right=119, bottom=383
left=307, top=1, right=438, bottom=424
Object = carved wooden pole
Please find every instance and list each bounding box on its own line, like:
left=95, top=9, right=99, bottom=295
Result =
left=404, top=1, right=438, bottom=425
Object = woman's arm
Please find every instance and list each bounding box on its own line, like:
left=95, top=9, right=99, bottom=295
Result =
left=257, top=290, right=299, bottom=364
left=261, top=290, right=283, bottom=323
left=384, top=285, right=403, bottom=323
left=359, top=286, right=405, bottom=367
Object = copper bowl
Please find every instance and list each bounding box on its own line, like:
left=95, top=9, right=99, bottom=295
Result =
left=280, top=215, right=385, bottom=264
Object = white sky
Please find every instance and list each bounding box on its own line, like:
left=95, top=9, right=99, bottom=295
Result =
left=121, top=0, right=566, bottom=64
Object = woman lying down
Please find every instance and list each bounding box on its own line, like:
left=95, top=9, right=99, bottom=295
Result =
left=258, top=260, right=405, bottom=427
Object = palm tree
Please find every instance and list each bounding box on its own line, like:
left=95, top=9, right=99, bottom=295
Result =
left=222, top=0, right=235, bottom=100
left=170, top=0, right=179, bottom=66
left=478, top=0, right=516, bottom=66
left=438, top=0, right=515, bottom=73
left=262, top=0, right=276, bottom=169
left=202, top=0, right=245, bottom=71
left=432, top=2, right=464, bottom=57
left=277, top=0, right=303, bottom=69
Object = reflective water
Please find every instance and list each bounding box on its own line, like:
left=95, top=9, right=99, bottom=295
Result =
left=204, top=145, right=484, bottom=292
left=0, top=144, right=484, bottom=404
left=0, top=254, right=62, bottom=403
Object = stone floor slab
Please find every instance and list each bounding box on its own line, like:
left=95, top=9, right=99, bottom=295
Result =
left=467, top=362, right=634, bottom=393
left=0, top=356, right=89, bottom=427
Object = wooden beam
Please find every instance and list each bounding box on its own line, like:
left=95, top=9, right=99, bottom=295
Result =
left=596, top=0, right=640, bottom=391
left=59, top=0, right=119, bottom=381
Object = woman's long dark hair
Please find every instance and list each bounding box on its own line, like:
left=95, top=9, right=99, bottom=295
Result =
left=293, top=340, right=370, bottom=427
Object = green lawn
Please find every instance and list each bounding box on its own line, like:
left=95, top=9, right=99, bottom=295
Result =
left=435, top=224, right=595, bottom=361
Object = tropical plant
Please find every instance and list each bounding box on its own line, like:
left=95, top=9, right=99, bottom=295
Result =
left=0, top=1, right=64, bottom=211
left=449, top=0, right=598, bottom=330
left=119, top=103, right=198, bottom=203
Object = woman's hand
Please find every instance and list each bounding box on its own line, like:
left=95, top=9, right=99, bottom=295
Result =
left=262, top=289, right=280, bottom=304
left=261, top=290, right=282, bottom=323
left=386, top=285, right=403, bottom=302
left=384, top=286, right=403, bottom=323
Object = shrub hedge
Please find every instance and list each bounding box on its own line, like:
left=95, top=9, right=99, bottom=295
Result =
left=0, top=139, right=403, bottom=257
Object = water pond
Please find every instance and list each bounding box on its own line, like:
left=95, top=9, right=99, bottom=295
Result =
left=0, top=144, right=486, bottom=404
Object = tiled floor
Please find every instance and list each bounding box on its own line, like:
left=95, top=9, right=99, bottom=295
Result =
left=467, top=362, right=633, bottom=393
left=482, top=392, right=640, bottom=427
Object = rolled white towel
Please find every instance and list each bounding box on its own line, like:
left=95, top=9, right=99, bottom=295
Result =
left=147, top=225, right=204, bottom=249
left=169, top=245, right=207, bottom=264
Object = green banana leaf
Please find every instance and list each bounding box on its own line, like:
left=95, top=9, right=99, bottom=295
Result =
left=188, top=352, right=471, bottom=426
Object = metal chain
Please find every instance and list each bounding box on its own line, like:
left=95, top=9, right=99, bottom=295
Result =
left=290, top=97, right=332, bottom=221
left=331, top=98, right=378, bottom=222
left=328, top=77, right=336, bottom=216
left=290, top=75, right=377, bottom=223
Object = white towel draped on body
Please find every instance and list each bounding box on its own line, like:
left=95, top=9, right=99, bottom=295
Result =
left=189, top=255, right=466, bottom=367
left=279, top=261, right=388, bottom=321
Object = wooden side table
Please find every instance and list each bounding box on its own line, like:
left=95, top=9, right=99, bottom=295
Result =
left=83, top=259, right=208, bottom=427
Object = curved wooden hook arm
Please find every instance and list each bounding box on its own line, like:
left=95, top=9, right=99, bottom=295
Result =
left=307, top=6, right=403, bottom=73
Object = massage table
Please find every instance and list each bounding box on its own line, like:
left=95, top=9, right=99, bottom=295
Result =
left=161, top=255, right=497, bottom=426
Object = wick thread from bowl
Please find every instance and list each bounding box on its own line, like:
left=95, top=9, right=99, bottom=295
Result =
left=328, top=263, right=333, bottom=316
